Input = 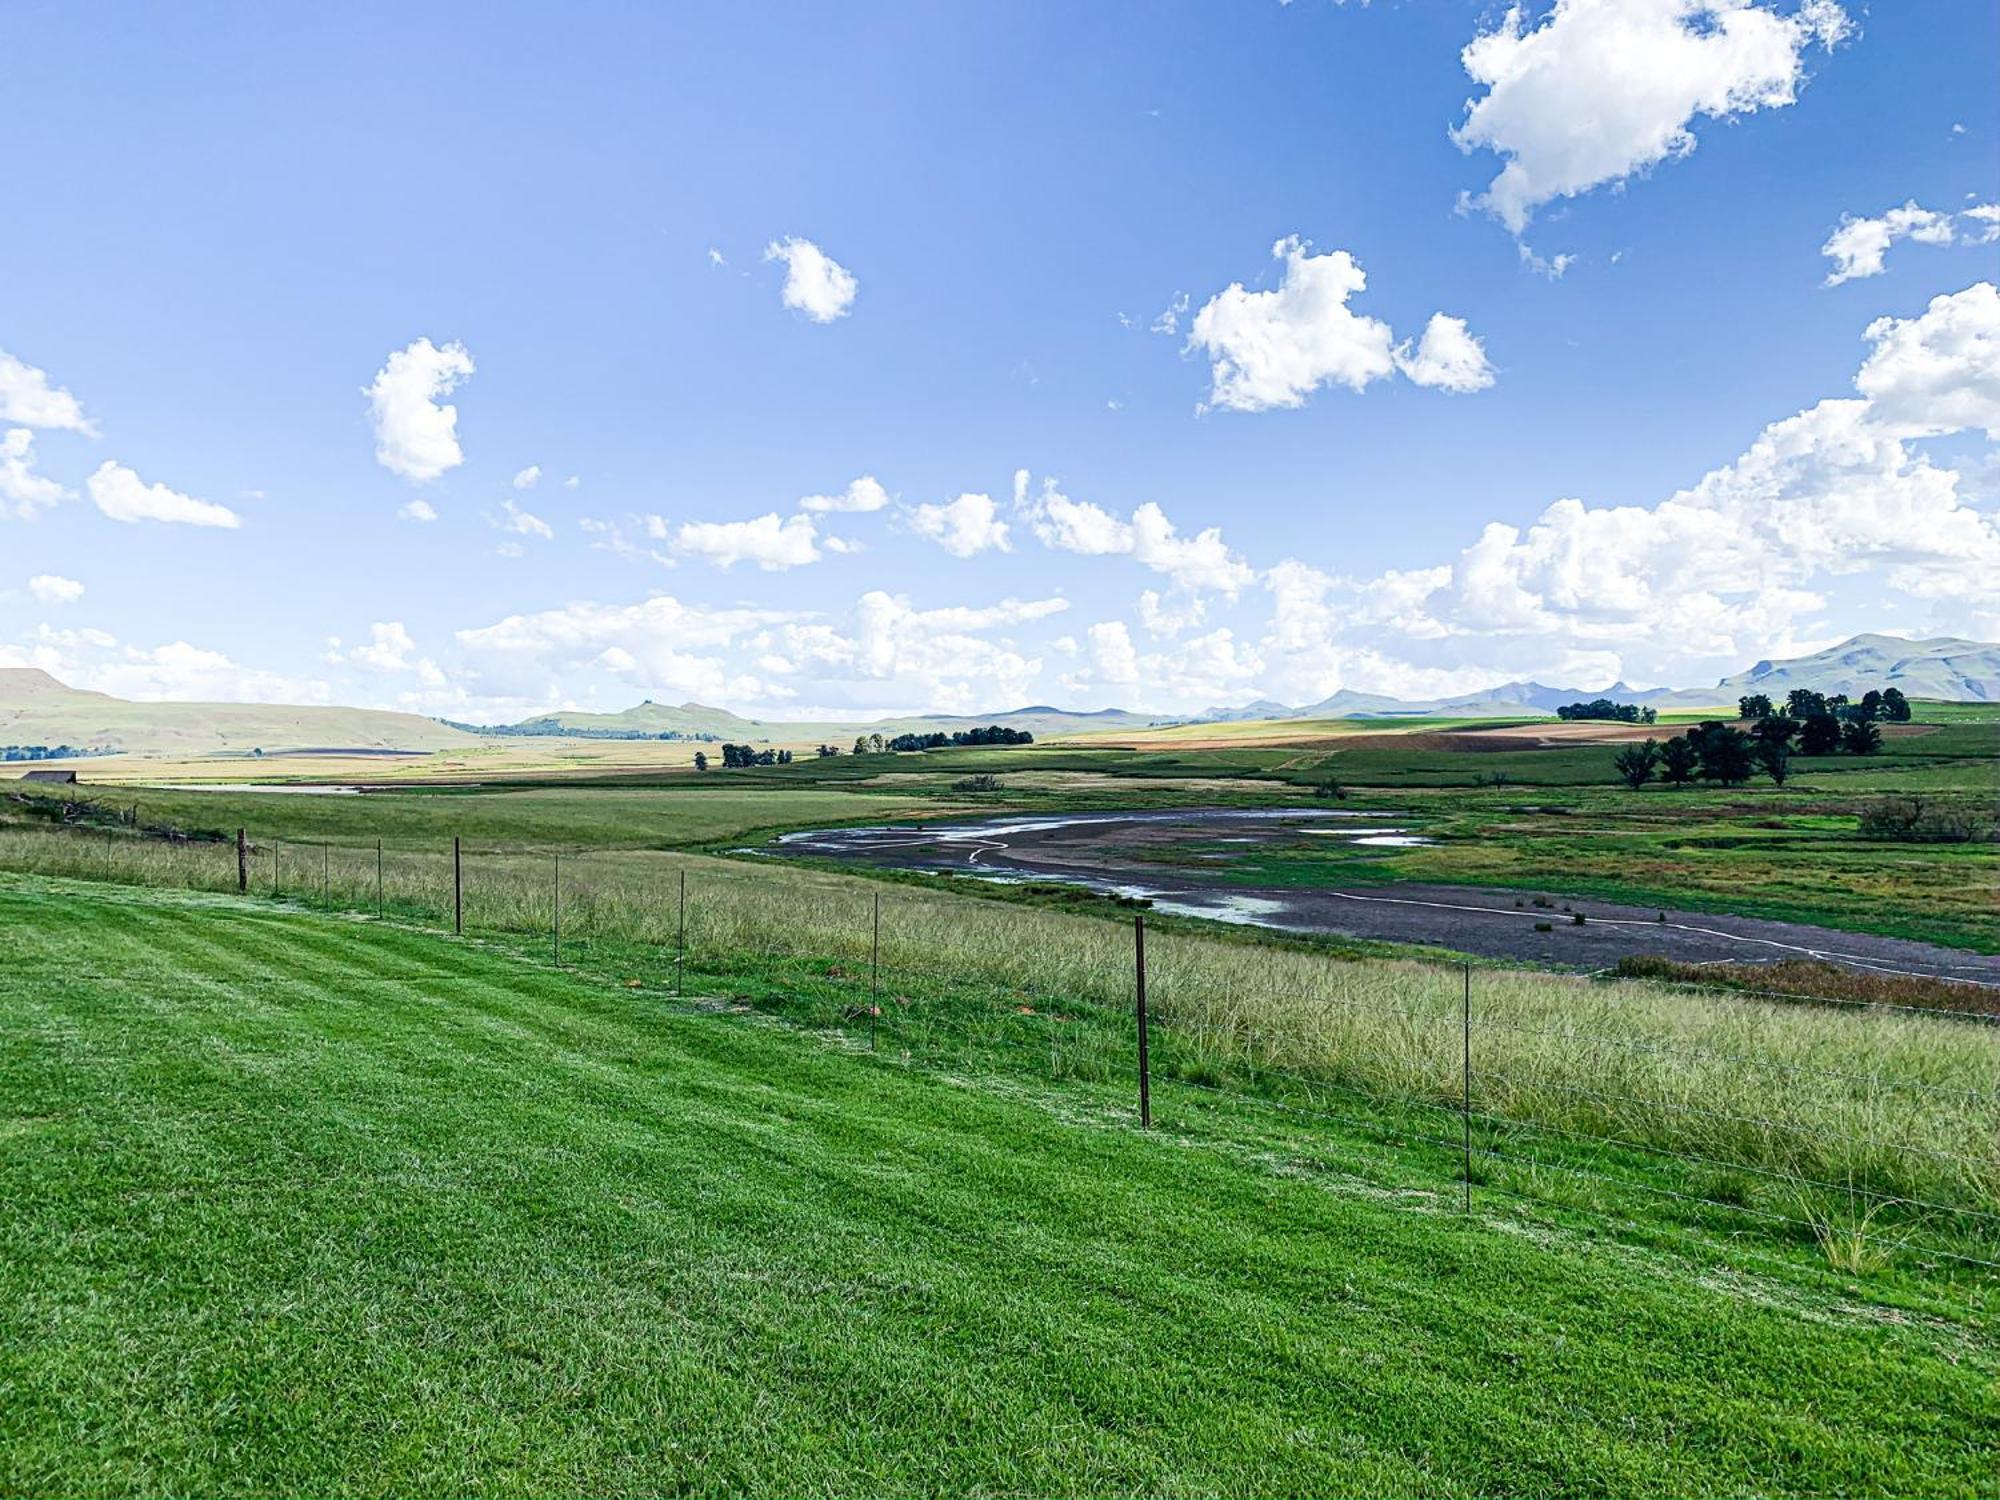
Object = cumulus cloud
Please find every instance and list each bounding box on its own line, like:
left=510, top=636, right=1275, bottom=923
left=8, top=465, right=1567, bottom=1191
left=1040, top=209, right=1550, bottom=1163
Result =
left=908, top=492, right=1011, bottom=557
left=398, top=498, right=438, bottom=523
left=0, top=428, right=68, bottom=519
left=86, top=461, right=240, bottom=528
left=774, top=592, right=1065, bottom=713
left=1062, top=623, right=1265, bottom=711
left=329, top=621, right=446, bottom=686
left=0, top=349, right=92, bottom=432
left=1822, top=200, right=2000, bottom=286
left=1021, top=477, right=1256, bottom=597
left=1454, top=0, right=1849, bottom=236
left=1394, top=314, right=1497, bottom=393
left=512, top=465, right=542, bottom=489
left=365, top=337, right=475, bottom=481
left=456, top=593, right=790, bottom=703
left=1851, top=282, right=2000, bottom=439
left=1259, top=280, right=2000, bottom=697
left=26, top=574, right=84, bottom=606
left=0, top=629, right=330, bottom=705
left=799, top=475, right=890, bottom=514
left=1186, top=238, right=1491, bottom=410
left=764, top=237, right=858, bottom=323
left=676, top=512, right=823, bottom=570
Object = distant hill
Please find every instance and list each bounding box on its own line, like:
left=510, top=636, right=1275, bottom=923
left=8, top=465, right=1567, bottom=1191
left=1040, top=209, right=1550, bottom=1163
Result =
left=1715, top=635, right=1998, bottom=703
left=478, top=700, right=1181, bottom=743
left=1199, top=634, right=1999, bottom=723
left=0, top=669, right=478, bottom=757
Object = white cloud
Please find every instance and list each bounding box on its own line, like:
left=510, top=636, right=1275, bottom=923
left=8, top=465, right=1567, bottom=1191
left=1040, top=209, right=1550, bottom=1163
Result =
left=0, top=630, right=331, bottom=705
left=0, top=428, right=68, bottom=519
left=86, top=461, right=240, bottom=528
left=456, top=593, right=791, bottom=703
left=676, top=511, right=822, bottom=570
left=1151, top=292, right=1190, bottom=337
left=364, top=337, right=475, bottom=481
left=1454, top=0, right=1849, bottom=236
left=799, top=475, right=890, bottom=513
left=1022, top=478, right=1256, bottom=596
left=1852, top=281, right=2000, bottom=439
left=1138, top=588, right=1206, bottom=638
left=1186, top=237, right=1490, bottom=410
left=764, top=237, right=858, bottom=323
left=512, top=465, right=542, bottom=489
left=26, top=574, right=84, bottom=606
left=1259, top=280, right=2000, bottom=694
left=1821, top=200, right=2000, bottom=286
left=1062, top=624, right=1265, bottom=711
left=498, top=499, right=554, bottom=540
left=1086, top=621, right=1140, bottom=684
left=774, top=592, right=1064, bottom=712
left=564, top=474, right=581, bottom=489
left=398, top=498, right=438, bottom=523
left=1394, top=313, right=1497, bottom=393
left=908, top=492, right=1011, bottom=557
left=332, top=621, right=446, bottom=686
left=0, top=350, right=92, bottom=432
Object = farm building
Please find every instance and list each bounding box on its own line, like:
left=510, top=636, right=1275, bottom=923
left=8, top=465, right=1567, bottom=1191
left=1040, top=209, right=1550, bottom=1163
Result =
left=20, top=768, right=78, bottom=784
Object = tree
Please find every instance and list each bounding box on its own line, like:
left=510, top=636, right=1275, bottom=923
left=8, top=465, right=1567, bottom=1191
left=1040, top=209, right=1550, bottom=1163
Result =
left=1737, top=693, right=1773, bottom=721
left=1751, top=715, right=1799, bottom=749
left=816, top=744, right=840, bottom=758
left=1691, top=723, right=1755, bottom=786
left=868, top=733, right=886, bottom=755
left=1612, top=739, right=1661, bottom=790
left=1786, top=688, right=1828, bottom=720
left=1797, top=714, right=1841, bottom=755
left=1842, top=718, right=1882, bottom=756
left=693, top=751, right=709, bottom=772
left=1857, top=689, right=1883, bottom=722
left=1881, top=687, right=1911, bottom=722
left=853, top=736, right=871, bottom=756
left=1756, top=737, right=1792, bottom=787
left=1659, top=736, right=1700, bottom=787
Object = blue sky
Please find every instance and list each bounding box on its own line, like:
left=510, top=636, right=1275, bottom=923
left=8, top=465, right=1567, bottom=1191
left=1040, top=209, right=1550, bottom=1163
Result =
left=2, top=0, right=1996, bottom=720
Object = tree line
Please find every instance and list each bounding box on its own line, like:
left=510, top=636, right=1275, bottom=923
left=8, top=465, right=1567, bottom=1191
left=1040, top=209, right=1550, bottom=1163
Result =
left=1611, top=686, right=1905, bottom=789
left=852, top=726, right=1035, bottom=755
left=1556, top=699, right=1656, bottom=723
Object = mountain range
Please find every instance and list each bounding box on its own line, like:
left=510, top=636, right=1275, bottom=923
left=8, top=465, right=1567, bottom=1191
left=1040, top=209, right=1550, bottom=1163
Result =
left=2, top=634, right=1993, bottom=758
left=1202, top=635, right=2000, bottom=721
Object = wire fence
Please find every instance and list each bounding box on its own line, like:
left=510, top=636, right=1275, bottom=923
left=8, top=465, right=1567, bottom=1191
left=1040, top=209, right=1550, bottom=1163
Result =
left=6, top=818, right=1997, bottom=1274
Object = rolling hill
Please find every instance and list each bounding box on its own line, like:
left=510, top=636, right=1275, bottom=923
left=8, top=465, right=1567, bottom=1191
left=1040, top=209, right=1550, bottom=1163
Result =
left=0, top=669, right=479, bottom=757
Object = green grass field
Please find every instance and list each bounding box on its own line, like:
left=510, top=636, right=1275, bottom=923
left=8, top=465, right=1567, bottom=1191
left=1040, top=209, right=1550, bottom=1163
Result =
left=4, top=878, right=1995, bottom=1495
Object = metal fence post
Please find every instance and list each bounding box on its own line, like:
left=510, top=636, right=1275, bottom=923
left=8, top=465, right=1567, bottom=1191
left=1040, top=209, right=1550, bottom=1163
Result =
left=870, top=892, right=881, bottom=1052
left=453, top=836, right=463, bottom=935
left=1462, top=962, right=1473, bottom=1214
left=676, top=868, right=687, bottom=997
left=273, top=839, right=281, bottom=896
left=1135, top=913, right=1151, bottom=1129
left=322, top=844, right=329, bottom=911
left=236, top=828, right=248, bottom=894
left=376, top=838, right=383, bottom=917
left=553, top=853, right=562, bottom=965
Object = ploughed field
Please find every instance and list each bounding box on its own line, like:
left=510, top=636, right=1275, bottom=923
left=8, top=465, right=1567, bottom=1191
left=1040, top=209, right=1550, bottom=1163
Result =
left=772, top=808, right=2000, bottom=983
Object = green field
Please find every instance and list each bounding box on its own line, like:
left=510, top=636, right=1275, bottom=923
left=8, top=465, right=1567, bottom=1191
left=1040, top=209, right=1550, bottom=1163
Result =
left=3, top=878, right=1995, bottom=1495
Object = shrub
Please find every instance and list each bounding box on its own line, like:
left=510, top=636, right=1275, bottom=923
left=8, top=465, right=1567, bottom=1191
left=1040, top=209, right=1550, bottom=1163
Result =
left=951, top=774, right=1004, bottom=793
left=1857, top=796, right=1988, bottom=844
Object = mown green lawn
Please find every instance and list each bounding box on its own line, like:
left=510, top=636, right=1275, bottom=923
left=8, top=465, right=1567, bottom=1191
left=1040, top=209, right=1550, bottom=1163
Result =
left=1, top=879, right=1993, bottom=1496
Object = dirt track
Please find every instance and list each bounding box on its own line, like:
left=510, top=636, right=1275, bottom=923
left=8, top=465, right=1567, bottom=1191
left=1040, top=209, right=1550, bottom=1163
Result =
left=772, top=807, right=1999, bottom=983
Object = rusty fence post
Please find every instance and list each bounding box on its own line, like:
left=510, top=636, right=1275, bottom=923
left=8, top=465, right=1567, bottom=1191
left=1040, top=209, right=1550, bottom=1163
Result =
left=376, top=838, right=383, bottom=917
left=236, top=828, right=248, bottom=894
left=1135, top=913, right=1151, bottom=1129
